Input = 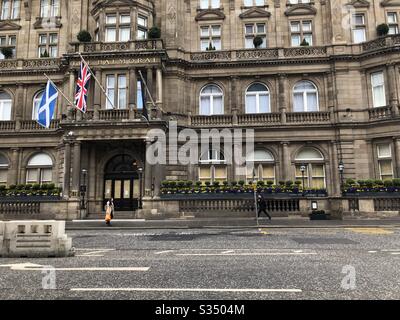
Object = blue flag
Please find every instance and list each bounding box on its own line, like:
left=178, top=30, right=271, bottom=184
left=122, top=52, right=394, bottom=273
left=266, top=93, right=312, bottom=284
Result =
left=37, top=80, right=58, bottom=128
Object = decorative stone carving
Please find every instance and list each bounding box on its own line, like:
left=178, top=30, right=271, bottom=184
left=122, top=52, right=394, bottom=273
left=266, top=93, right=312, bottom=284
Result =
left=345, top=0, right=370, bottom=8
left=195, top=9, right=225, bottom=21
left=381, top=0, right=400, bottom=6
left=362, top=37, right=387, bottom=51
left=0, top=21, right=22, bottom=31
left=190, top=51, right=231, bottom=61
left=283, top=47, right=327, bottom=57
left=239, top=7, right=271, bottom=19
left=33, top=16, right=62, bottom=29
left=236, top=49, right=279, bottom=60
left=285, top=4, right=317, bottom=16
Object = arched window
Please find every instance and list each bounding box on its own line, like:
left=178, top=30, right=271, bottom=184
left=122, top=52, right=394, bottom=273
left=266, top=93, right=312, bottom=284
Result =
left=32, top=90, right=44, bottom=120
left=26, top=153, right=53, bottom=185
left=293, top=81, right=318, bottom=112
left=0, top=153, right=8, bottom=186
left=246, top=83, right=270, bottom=114
left=0, top=91, right=12, bottom=121
left=199, top=84, right=224, bottom=115
left=199, top=149, right=226, bottom=183
left=295, top=147, right=325, bottom=188
left=246, top=149, right=275, bottom=182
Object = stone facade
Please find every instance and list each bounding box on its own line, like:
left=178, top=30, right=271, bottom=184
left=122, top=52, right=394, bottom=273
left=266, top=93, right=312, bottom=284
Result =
left=1, top=0, right=400, bottom=217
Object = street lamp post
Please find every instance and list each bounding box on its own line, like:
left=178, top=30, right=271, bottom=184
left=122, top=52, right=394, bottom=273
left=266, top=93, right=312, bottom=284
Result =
left=300, top=164, right=306, bottom=196
left=138, top=166, right=143, bottom=209
left=338, top=161, right=345, bottom=195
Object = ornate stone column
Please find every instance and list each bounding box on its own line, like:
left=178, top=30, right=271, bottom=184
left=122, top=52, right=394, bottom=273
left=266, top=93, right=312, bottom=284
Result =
left=329, top=141, right=340, bottom=196
left=8, top=148, right=19, bottom=186
left=281, top=142, right=290, bottom=181
left=71, top=141, right=81, bottom=197
left=63, top=140, right=72, bottom=199
left=387, top=64, right=399, bottom=115
left=278, top=74, right=287, bottom=123
left=93, top=69, right=102, bottom=120
left=129, top=67, right=137, bottom=119
left=393, top=138, right=400, bottom=178
left=143, top=139, right=153, bottom=199
left=156, top=67, right=163, bottom=104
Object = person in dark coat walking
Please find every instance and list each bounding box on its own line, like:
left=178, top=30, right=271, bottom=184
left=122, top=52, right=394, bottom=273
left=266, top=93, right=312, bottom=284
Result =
left=257, top=194, right=271, bottom=220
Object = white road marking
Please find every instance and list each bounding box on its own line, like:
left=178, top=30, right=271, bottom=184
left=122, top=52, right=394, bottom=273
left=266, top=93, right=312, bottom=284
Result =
left=221, top=250, right=235, bottom=254
left=76, top=255, right=104, bottom=257
left=154, top=250, right=174, bottom=255
left=390, top=252, right=400, bottom=255
left=72, top=219, right=145, bottom=222
left=176, top=252, right=317, bottom=256
left=0, top=263, right=149, bottom=272
left=75, top=248, right=115, bottom=251
left=70, top=287, right=302, bottom=293
left=368, top=251, right=377, bottom=253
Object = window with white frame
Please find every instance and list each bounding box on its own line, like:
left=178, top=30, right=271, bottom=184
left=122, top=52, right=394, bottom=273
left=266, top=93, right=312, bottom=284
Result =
left=0, top=153, right=7, bottom=186
left=0, top=0, right=20, bottom=20
left=243, top=0, right=265, bottom=7
left=106, top=74, right=127, bottom=109
left=295, top=148, right=326, bottom=189
left=199, top=149, right=226, bottom=184
left=105, top=13, right=131, bottom=42
left=0, top=91, right=12, bottom=121
left=200, top=25, right=221, bottom=51
left=245, top=83, right=270, bottom=113
left=293, top=81, right=318, bottom=112
left=352, top=13, right=366, bottom=43
left=199, top=84, right=224, bottom=115
left=387, top=12, right=399, bottom=34
left=26, top=153, right=53, bottom=185
left=245, top=23, right=266, bottom=48
left=377, top=144, right=393, bottom=181
left=0, top=35, right=16, bottom=59
left=40, top=0, right=60, bottom=18
left=137, top=15, right=148, bottom=40
left=200, top=0, right=220, bottom=9
left=38, top=33, right=58, bottom=58
left=371, top=72, right=386, bottom=108
left=245, top=149, right=275, bottom=183
left=290, top=20, right=312, bottom=46
left=32, top=90, right=44, bottom=120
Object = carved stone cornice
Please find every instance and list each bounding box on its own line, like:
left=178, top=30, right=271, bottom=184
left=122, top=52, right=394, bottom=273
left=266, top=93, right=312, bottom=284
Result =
left=239, top=7, right=271, bottom=19
left=285, top=4, right=317, bottom=16
left=195, top=9, right=225, bottom=21
left=0, top=20, right=21, bottom=31
left=345, top=0, right=370, bottom=8
left=381, top=0, right=400, bottom=6
left=33, top=16, right=62, bottom=29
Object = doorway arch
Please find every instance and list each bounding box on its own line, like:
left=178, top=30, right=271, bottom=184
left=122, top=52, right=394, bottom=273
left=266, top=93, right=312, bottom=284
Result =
left=103, top=154, right=140, bottom=211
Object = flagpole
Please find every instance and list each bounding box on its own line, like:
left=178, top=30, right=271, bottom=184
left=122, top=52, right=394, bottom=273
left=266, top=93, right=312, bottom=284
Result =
left=78, top=53, right=115, bottom=109
left=138, top=70, right=156, bottom=108
left=43, top=73, right=74, bottom=106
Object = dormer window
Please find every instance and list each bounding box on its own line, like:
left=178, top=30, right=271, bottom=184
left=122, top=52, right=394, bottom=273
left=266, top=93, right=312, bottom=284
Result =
left=40, top=0, right=60, bottom=18
left=0, top=0, right=20, bottom=20
left=200, top=0, right=220, bottom=10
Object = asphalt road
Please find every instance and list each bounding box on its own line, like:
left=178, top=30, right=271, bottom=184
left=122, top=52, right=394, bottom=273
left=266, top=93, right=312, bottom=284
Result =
left=0, top=226, right=399, bottom=300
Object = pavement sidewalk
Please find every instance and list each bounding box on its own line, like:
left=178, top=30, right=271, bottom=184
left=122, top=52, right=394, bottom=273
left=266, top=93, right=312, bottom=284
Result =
left=65, top=216, right=400, bottom=230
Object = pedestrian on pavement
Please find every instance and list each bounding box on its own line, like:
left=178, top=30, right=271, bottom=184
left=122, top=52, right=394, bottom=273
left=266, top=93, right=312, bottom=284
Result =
left=257, top=194, right=272, bottom=220
left=105, top=200, right=112, bottom=226
left=110, top=198, right=115, bottom=219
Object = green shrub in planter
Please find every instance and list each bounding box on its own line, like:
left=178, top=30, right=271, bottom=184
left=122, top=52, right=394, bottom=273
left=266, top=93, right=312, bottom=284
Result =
left=0, top=185, right=6, bottom=191
left=238, top=180, right=245, bottom=186
left=253, top=36, right=263, bottom=48
left=177, top=180, right=185, bottom=188
left=285, top=180, right=293, bottom=187
left=345, top=178, right=355, bottom=186
left=1, top=47, right=13, bottom=59
left=205, top=181, right=211, bottom=187
left=384, top=179, right=394, bottom=187
left=257, top=180, right=265, bottom=186
left=40, top=49, right=49, bottom=58
left=376, top=23, right=389, bottom=36
left=25, top=184, right=32, bottom=190
left=231, top=181, right=237, bottom=186
left=222, top=180, right=229, bottom=186
left=77, top=30, right=92, bottom=42
left=169, top=181, right=176, bottom=188
left=374, top=179, right=384, bottom=186
left=357, top=180, right=365, bottom=186
left=213, top=181, right=220, bottom=187
left=186, top=181, right=193, bottom=187
left=32, top=183, right=41, bottom=190
left=148, top=26, right=161, bottom=39
left=195, top=181, right=202, bottom=187
left=266, top=180, right=274, bottom=186
left=16, top=184, right=25, bottom=190
left=365, top=179, right=374, bottom=188
left=300, top=39, right=309, bottom=46
left=9, top=184, right=16, bottom=190
left=393, top=178, right=400, bottom=187
left=278, top=180, right=285, bottom=186
left=295, top=180, right=302, bottom=186
left=161, top=180, right=170, bottom=188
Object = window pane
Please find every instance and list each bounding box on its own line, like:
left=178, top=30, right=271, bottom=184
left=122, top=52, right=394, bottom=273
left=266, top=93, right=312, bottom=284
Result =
left=353, top=14, right=364, bottom=25
left=0, top=99, right=12, bottom=120
left=200, top=0, right=209, bottom=9
left=26, top=169, right=38, bottom=183
left=302, top=21, right=312, bottom=32
left=304, top=34, right=313, bottom=46
left=353, top=28, right=366, bottom=43
left=120, top=14, right=131, bottom=24
left=138, top=16, right=147, bottom=27
left=388, top=12, right=397, bottom=24
left=200, top=97, right=210, bottom=115
left=211, top=25, right=221, bottom=36
left=311, top=164, right=324, bottom=176
left=118, top=75, right=127, bottom=109
left=133, top=179, right=140, bottom=198
left=259, top=94, right=270, bottom=113
left=255, top=0, right=264, bottom=6
left=199, top=166, right=211, bottom=180
left=306, top=92, right=318, bottom=111
left=290, top=22, right=300, bottom=32
left=262, top=164, right=274, bottom=180
left=291, top=35, right=301, bottom=46
left=114, top=180, right=121, bottom=199
left=123, top=180, right=130, bottom=199
left=377, top=144, right=391, bottom=158
left=379, top=160, right=393, bottom=177
left=213, top=39, right=221, bottom=50
left=293, top=92, right=304, bottom=112
left=311, top=177, right=325, bottom=189
left=106, top=28, right=116, bottom=42
left=245, top=25, right=254, bottom=35
left=41, top=168, right=52, bottom=182
left=211, top=0, right=220, bottom=9
left=119, top=27, right=130, bottom=41
left=246, top=95, right=257, bottom=113
left=105, top=180, right=112, bottom=199
left=137, top=80, right=143, bottom=109
left=214, top=166, right=226, bottom=180
left=200, top=27, right=210, bottom=37
left=212, top=96, right=223, bottom=114
left=257, top=24, right=265, bottom=33
left=245, top=37, right=254, bottom=48
left=0, top=170, right=7, bottom=184
left=106, top=15, right=116, bottom=24
left=389, top=26, right=398, bottom=35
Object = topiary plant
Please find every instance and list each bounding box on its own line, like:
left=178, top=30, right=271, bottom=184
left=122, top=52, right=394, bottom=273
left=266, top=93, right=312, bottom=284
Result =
left=376, top=23, right=389, bottom=37
left=300, top=38, right=310, bottom=46
left=253, top=36, right=263, bottom=48
left=77, top=30, right=92, bottom=42
left=148, top=26, right=161, bottom=39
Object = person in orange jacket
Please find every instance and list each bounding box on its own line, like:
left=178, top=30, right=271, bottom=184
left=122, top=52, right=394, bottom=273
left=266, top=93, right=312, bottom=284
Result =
left=105, top=200, right=112, bottom=226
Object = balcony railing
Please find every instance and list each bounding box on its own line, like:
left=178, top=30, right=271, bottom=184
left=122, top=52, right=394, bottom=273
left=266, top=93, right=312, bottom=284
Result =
left=368, top=106, right=392, bottom=120
left=70, top=39, right=164, bottom=53
left=191, top=114, right=233, bottom=127
left=98, top=109, right=130, bottom=121
left=237, top=113, right=281, bottom=125
left=286, top=111, right=331, bottom=123
left=0, top=121, right=16, bottom=131
left=20, top=120, right=60, bottom=131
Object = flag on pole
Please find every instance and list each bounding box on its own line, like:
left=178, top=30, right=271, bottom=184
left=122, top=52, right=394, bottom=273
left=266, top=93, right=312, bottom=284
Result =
left=37, top=80, right=58, bottom=128
left=139, top=80, right=149, bottom=120
left=74, top=61, right=91, bottom=113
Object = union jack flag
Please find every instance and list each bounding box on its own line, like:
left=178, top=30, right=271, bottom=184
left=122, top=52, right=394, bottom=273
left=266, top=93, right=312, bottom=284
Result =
left=74, top=61, right=91, bottom=113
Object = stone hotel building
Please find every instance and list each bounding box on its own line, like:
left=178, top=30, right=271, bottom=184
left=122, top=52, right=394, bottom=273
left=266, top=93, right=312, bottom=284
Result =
left=1, top=0, right=400, bottom=218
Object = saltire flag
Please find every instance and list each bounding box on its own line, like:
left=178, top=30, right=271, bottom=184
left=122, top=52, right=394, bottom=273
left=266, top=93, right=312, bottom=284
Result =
left=140, top=80, right=149, bottom=121
left=74, top=61, right=91, bottom=113
left=37, top=80, right=58, bottom=128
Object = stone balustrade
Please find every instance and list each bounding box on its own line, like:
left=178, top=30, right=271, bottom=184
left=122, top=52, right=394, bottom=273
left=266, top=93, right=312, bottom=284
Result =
left=368, top=106, right=392, bottom=120
left=191, top=114, right=234, bottom=127
left=20, top=120, right=60, bottom=131
left=286, top=111, right=331, bottom=123
left=237, top=113, right=281, bottom=125
left=0, top=58, right=62, bottom=72
left=98, top=109, right=130, bottom=121
left=0, top=121, right=16, bottom=131
left=71, top=39, right=164, bottom=53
